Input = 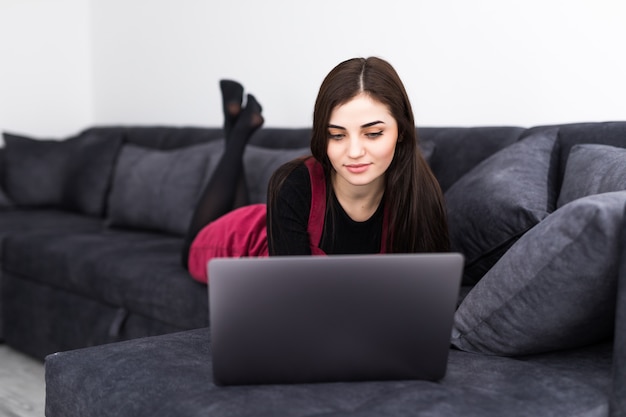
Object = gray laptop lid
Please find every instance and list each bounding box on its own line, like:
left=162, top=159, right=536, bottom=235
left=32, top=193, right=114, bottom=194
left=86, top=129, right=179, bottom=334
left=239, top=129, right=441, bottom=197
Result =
left=209, top=253, right=464, bottom=386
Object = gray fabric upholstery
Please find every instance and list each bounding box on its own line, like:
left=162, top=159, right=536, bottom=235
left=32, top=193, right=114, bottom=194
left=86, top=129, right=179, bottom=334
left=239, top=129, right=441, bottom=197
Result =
left=0, top=149, right=13, bottom=208
left=2, top=133, right=70, bottom=207
left=248, top=127, right=312, bottom=149
left=106, top=141, right=224, bottom=235
left=105, top=141, right=310, bottom=234
left=610, top=203, right=626, bottom=417
left=0, top=148, right=10, bottom=208
left=44, top=328, right=613, bottom=417
left=0, top=189, right=13, bottom=208
left=0, top=210, right=103, bottom=342
left=2, top=272, right=183, bottom=359
left=2, top=131, right=123, bottom=215
left=0, top=209, right=104, bottom=261
left=418, top=139, right=436, bottom=163
left=558, top=144, right=626, bottom=207
left=243, top=145, right=310, bottom=203
left=62, top=130, right=125, bottom=215
left=445, top=128, right=559, bottom=284
left=81, top=126, right=225, bottom=150
left=555, top=121, right=626, bottom=190
left=453, top=191, right=626, bottom=355
left=419, top=126, right=525, bottom=191
left=2, top=229, right=208, bottom=331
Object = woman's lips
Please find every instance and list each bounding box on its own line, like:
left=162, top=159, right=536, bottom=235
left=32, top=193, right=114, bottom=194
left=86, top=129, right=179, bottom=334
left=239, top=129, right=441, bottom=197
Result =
left=345, top=163, right=370, bottom=174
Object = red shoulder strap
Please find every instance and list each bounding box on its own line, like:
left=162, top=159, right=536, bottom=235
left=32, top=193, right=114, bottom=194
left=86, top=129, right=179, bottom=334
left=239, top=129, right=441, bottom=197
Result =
left=304, top=157, right=389, bottom=254
left=304, top=157, right=326, bottom=254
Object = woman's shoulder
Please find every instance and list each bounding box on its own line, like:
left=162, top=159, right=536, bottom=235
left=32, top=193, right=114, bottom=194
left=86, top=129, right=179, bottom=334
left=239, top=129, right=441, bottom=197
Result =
left=272, top=157, right=313, bottom=183
left=279, top=158, right=311, bottom=191
left=268, top=157, right=313, bottom=202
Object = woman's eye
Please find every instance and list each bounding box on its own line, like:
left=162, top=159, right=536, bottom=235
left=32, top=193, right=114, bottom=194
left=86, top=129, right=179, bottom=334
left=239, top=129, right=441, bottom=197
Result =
left=328, top=133, right=344, bottom=140
left=365, top=131, right=383, bottom=139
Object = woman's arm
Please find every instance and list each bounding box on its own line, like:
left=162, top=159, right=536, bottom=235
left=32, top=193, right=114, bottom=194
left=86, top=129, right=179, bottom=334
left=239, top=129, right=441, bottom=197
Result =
left=267, top=162, right=313, bottom=256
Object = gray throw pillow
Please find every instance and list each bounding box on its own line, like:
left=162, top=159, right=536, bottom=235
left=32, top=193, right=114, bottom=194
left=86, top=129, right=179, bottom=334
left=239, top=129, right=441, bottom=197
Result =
left=2, top=131, right=123, bottom=215
left=106, top=141, right=224, bottom=236
left=3, top=133, right=70, bottom=207
left=557, top=144, right=626, bottom=208
left=452, top=191, right=626, bottom=356
left=444, top=127, right=559, bottom=284
left=243, top=145, right=310, bottom=204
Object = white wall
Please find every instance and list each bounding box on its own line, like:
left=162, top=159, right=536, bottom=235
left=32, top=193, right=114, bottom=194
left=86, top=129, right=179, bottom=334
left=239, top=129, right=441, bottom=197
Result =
left=0, top=0, right=93, bottom=138
left=2, top=0, right=626, bottom=138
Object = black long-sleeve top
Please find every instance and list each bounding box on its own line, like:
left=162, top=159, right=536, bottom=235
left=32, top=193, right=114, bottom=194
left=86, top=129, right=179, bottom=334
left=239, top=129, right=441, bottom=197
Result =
left=268, top=162, right=384, bottom=256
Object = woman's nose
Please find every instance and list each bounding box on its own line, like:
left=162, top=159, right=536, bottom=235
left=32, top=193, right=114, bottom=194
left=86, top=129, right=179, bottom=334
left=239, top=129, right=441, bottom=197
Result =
left=347, top=138, right=365, bottom=158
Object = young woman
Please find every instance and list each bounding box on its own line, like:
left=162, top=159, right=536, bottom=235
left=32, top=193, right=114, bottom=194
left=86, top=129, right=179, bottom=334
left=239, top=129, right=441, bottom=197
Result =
left=183, top=57, right=449, bottom=283
left=267, top=56, right=449, bottom=256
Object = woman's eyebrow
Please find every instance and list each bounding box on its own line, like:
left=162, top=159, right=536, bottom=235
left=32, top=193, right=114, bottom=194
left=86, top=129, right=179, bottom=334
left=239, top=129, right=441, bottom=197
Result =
left=361, top=120, right=384, bottom=128
left=327, top=121, right=385, bottom=130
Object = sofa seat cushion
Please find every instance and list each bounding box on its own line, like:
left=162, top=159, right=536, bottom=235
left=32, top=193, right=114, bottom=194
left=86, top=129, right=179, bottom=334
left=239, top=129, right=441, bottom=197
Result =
left=45, top=328, right=612, bottom=417
left=0, top=209, right=102, bottom=340
left=0, top=208, right=103, bottom=234
left=0, top=209, right=104, bottom=259
left=2, top=229, right=208, bottom=330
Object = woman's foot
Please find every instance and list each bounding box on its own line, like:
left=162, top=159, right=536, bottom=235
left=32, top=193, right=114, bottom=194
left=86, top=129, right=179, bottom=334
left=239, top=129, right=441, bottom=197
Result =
left=241, top=94, right=264, bottom=131
left=227, top=93, right=264, bottom=151
left=220, top=79, right=244, bottom=138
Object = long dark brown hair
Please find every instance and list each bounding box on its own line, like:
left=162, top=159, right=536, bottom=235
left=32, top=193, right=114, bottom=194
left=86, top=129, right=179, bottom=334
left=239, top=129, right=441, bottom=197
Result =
left=268, top=57, right=449, bottom=253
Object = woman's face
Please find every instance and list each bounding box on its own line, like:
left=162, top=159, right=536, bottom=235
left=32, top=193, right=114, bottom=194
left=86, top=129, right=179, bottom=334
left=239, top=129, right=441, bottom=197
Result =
left=326, top=93, right=398, bottom=193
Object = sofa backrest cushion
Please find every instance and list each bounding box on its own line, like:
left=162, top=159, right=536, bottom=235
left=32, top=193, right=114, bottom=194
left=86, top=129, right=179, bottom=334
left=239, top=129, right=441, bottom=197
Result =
left=249, top=126, right=523, bottom=193
left=82, top=126, right=225, bottom=150
left=419, top=126, right=525, bottom=192
left=452, top=191, right=626, bottom=356
left=248, top=128, right=312, bottom=149
left=243, top=145, right=310, bottom=204
left=82, top=125, right=521, bottom=197
left=555, top=121, right=626, bottom=190
left=84, top=126, right=312, bottom=151
left=105, top=138, right=311, bottom=236
left=106, top=141, right=225, bottom=236
left=2, top=130, right=123, bottom=216
left=558, top=144, right=626, bottom=208
left=444, top=127, right=560, bottom=285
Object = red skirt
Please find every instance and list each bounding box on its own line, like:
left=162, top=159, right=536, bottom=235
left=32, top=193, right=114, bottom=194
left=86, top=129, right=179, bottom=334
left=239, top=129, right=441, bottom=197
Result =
left=188, top=204, right=268, bottom=283
left=186, top=158, right=382, bottom=283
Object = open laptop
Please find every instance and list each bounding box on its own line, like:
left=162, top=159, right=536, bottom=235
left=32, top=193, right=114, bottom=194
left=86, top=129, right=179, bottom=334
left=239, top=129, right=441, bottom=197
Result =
left=208, top=253, right=464, bottom=386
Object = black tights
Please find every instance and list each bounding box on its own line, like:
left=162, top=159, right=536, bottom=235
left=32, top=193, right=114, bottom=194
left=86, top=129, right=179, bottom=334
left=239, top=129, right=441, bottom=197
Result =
left=181, top=81, right=264, bottom=268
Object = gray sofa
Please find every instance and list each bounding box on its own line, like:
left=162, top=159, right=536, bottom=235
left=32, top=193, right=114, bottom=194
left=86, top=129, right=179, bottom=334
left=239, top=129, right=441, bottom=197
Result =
left=1, top=122, right=625, bottom=416
left=0, top=126, right=314, bottom=358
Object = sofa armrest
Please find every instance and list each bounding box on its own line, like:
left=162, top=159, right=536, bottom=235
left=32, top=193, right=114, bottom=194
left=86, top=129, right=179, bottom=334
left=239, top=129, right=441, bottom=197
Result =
left=610, top=203, right=626, bottom=417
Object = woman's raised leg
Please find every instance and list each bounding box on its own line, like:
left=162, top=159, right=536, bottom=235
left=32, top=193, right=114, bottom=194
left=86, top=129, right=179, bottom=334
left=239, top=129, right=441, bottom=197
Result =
left=181, top=86, right=264, bottom=268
